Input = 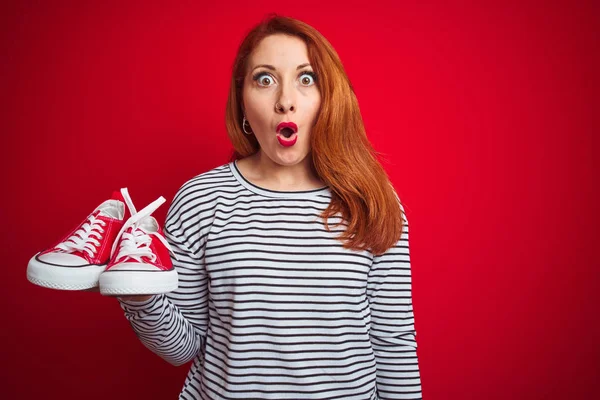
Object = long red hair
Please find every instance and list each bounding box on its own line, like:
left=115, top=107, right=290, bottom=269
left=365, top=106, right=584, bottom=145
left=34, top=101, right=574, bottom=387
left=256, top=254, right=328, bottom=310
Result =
left=225, top=14, right=406, bottom=256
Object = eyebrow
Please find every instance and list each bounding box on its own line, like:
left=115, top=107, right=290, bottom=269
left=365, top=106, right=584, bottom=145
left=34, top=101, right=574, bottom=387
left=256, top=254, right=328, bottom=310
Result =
left=251, top=63, right=311, bottom=72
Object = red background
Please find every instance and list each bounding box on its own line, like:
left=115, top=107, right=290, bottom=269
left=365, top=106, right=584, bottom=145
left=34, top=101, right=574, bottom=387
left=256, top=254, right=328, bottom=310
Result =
left=2, top=1, right=598, bottom=399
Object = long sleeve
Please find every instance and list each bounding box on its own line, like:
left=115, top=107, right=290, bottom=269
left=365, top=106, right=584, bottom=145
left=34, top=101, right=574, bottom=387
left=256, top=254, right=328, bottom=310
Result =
left=118, top=183, right=210, bottom=367
left=367, top=204, right=423, bottom=399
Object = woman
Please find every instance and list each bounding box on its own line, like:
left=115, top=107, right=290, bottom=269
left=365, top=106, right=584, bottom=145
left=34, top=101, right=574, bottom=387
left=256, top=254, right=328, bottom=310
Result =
left=119, top=14, right=422, bottom=400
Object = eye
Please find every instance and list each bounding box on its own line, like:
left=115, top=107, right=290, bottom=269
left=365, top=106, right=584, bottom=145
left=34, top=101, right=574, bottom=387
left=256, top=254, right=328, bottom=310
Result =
left=253, top=72, right=275, bottom=87
left=299, top=71, right=317, bottom=86
left=252, top=71, right=317, bottom=87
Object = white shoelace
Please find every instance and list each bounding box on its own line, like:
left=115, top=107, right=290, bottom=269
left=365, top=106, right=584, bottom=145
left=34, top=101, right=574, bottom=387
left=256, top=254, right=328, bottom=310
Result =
left=53, top=188, right=135, bottom=260
left=110, top=196, right=178, bottom=264
left=55, top=214, right=107, bottom=259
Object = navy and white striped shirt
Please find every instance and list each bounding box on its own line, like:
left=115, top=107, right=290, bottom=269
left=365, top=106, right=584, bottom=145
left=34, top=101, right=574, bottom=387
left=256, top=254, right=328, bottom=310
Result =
left=119, top=160, right=422, bottom=399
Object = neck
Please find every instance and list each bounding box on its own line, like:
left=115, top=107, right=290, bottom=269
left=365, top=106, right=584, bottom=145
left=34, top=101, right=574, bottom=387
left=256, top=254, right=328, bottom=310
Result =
left=250, top=151, right=323, bottom=189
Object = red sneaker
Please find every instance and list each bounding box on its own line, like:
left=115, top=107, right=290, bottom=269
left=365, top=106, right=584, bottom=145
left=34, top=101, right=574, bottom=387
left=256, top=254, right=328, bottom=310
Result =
left=27, top=188, right=137, bottom=290
left=99, top=196, right=178, bottom=296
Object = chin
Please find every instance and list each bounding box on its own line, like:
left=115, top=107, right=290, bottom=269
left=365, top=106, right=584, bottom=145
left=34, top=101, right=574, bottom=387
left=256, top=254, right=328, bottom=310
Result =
left=276, top=151, right=311, bottom=163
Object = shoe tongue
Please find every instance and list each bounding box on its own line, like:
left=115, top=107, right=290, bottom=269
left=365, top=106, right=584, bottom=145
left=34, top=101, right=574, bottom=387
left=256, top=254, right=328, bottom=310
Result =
left=97, top=203, right=123, bottom=219
left=94, top=199, right=125, bottom=220
left=136, top=216, right=158, bottom=233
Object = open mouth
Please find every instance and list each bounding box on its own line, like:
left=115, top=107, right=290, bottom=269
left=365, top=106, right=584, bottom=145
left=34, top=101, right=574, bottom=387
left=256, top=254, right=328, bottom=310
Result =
left=279, top=127, right=295, bottom=138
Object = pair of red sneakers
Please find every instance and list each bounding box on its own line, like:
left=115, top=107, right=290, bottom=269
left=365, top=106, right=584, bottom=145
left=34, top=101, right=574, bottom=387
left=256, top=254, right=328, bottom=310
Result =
left=26, top=188, right=178, bottom=296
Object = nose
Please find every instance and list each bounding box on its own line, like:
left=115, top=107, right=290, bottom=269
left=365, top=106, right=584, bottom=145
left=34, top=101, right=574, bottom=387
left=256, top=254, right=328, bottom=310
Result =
left=275, top=83, right=295, bottom=114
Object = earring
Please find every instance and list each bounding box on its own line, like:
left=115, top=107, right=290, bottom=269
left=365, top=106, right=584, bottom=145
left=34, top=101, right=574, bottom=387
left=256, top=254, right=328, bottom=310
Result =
left=242, top=115, right=253, bottom=135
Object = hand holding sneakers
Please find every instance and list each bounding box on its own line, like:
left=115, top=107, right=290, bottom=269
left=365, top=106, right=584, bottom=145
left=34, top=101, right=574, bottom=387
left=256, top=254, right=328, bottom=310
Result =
left=27, top=188, right=179, bottom=296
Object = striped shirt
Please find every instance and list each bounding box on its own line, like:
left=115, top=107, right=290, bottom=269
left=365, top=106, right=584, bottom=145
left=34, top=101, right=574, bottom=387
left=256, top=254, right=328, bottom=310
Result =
left=119, top=160, right=422, bottom=399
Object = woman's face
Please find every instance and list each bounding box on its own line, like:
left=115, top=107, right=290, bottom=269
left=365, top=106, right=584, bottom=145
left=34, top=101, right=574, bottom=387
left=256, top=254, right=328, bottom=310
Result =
left=242, top=34, right=321, bottom=166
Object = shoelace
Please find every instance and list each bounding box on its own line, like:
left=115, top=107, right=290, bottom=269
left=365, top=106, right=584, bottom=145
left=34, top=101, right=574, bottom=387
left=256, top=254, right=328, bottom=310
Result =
left=55, top=213, right=107, bottom=259
left=53, top=188, right=135, bottom=260
left=110, top=196, right=178, bottom=264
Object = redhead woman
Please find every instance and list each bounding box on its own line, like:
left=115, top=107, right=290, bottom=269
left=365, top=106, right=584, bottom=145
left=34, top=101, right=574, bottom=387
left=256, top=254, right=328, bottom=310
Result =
left=119, top=15, right=423, bottom=400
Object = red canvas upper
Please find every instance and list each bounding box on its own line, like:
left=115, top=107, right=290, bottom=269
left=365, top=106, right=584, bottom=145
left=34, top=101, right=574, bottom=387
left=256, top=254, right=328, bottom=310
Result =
left=106, top=224, right=174, bottom=271
left=39, top=189, right=133, bottom=265
left=40, top=211, right=125, bottom=265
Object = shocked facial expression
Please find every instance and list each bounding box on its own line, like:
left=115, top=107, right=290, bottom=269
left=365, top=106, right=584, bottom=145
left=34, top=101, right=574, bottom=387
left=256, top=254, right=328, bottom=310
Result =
left=242, top=34, right=321, bottom=165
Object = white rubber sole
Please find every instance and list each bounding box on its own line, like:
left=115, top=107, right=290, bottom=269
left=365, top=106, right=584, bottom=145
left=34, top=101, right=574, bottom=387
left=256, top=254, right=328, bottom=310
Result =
left=99, top=269, right=178, bottom=296
left=26, top=252, right=105, bottom=290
